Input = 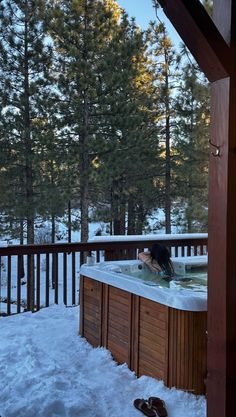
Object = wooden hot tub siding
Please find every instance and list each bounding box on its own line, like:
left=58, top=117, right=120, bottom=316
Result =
left=80, top=275, right=207, bottom=395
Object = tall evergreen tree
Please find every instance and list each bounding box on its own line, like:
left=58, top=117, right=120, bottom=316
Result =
left=89, top=12, right=161, bottom=235
left=147, top=21, right=180, bottom=233
left=48, top=0, right=122, bottom=241
left=48, top=0, right=160, bottom=238
left=173, top=63, right=210, bottom=232
left=0, top=0, right=53, bottom=243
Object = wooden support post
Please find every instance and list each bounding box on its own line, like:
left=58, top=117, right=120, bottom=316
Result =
left=207, top=2, right=236, bottom=416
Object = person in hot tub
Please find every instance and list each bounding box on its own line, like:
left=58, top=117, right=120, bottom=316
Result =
left=138, top=243, right=174, bottom=281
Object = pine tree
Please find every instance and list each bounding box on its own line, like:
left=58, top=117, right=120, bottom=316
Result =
left=47, top=0, right=124, bottom=241
left=90, top=11, right=162, bottom=235
left=0, top=0, right=53, bottom=243
left=147, top=21, right=181, bottom=234
left=48, top=0, right=160, bottom=238
left=173, top=63, right=210, bottom=232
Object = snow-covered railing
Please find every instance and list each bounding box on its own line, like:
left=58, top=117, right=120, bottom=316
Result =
left=0, top=234, right=208, bottom=316
left=90, top=233, right=208, bottom=259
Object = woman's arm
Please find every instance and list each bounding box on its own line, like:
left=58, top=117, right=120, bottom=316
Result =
left=138, top=252, right=162, bottom=273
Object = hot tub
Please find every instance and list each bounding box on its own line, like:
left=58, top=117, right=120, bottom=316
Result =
left=80, top=259, right=207, bottom=394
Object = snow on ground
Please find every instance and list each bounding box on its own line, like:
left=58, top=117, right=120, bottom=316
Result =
left=0, top=305, right=206, bottom=417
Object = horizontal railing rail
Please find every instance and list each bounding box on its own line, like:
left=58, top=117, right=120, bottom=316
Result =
left=0, top=235, right=208, bottom=316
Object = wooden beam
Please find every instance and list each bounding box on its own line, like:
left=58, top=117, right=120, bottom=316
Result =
left=207, top=0, right=236, bottom=415
left=156, top=0, right=231, bottom=82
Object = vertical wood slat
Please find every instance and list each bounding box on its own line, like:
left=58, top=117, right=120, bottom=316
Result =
left=131, top=295, right=140, bottom=374
left=0, top=256, right=2, bottom=314
left=18, top=254, right=24, bottom=281
left=27, top=254, right=31, bottom=311
left=63, top=252, right=67, bottom=306
left=79, top=275, right=84, bottom=336
left=45, top=254, right=50, bottom=307
left=52, top=253, right=56, bottom=289
left=82, top=277, right=102, bottom=347
left=128, top=292, right=133, bottom=368
left=96, top=250, right=100, bottom=263
left=0, top=255, right=1, bottom=277
left=54, top=253, right=58, bottom=304
left=80, top=251, right=85, bottom=266
left=36, top=254, right=40, bottom=311
left=7, top=255, right=11, bottom=315
left=17, top=255, right=21, bottom=314
left=27, top=254, right=35, bottom=312
left=98, top=280, right=103, bottom=346
left=102, top=284, right=108, bottom=347
left=168, top=308, right=207, bottom=394
left=72, top=252, right=76, bottom=305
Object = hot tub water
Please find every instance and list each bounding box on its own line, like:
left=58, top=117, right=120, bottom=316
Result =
left=113, top=261, right=208, bottom=293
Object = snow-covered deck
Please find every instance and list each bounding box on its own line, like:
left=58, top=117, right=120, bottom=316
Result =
left=0, top=305, right=206, bottom=417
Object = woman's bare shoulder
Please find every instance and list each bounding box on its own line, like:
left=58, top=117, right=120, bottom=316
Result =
left=138, top=252, right=162, bottom=272
left=138, top=252, right=151, bottom=262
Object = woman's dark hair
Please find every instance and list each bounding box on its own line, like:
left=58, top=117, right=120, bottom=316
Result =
left=150, top=243, right=174, bottom=277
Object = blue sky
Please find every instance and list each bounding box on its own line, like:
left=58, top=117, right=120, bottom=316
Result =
left=117, top=0, right=182, bottom=48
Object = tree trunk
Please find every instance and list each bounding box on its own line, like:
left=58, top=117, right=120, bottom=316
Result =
left=164, top=53, right=171, bottom=234
left=111, top=180, right=124, bottom=235
left=51, top=213, right=56, bottom=289
left=24, top=13, right=34, bottom=246
left=80, top=0, right=90, bottom=244
left=136, top=204, right=145, bottom=234
left=127, top=196, right=136, bottom=234
left=79, top=97, right=89, bottom=243
left=23, top=10, right=34, bottom=310
left=51, top=214, right=55, bottom=243
left=80, top=177, right=89, bottom=242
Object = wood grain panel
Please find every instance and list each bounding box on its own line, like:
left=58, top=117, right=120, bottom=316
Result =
left=80, top=276, right=103, bottom=347
left=138, top=320, right=167, bottom=339
left=109, top=288, right=130, bottom=305
left=107, top=286, right=132, bottom=366
left=80, top=275, right=207, bottom=395
left=108, top=320, right=129, bottom=337
left=107, top=340, right=129, bottom=364
left=139, top=327, right=166, bottom=347
left=137, top=297, right=169, bottom=383
left=168, top=308, right=207, bottom=394
left=139, top=364, right=165, bottom=381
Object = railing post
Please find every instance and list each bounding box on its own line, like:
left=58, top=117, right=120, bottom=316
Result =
left=72, top=252, right=76, bottom=305
left=7, top=256, right=11, bottom=315
left=27, top=254, right=35, bottom=312
left=17, top=255, right=22, bottom=314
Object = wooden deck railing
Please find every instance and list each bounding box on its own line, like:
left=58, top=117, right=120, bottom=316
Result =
left=0, top=235, right=208, bottom=316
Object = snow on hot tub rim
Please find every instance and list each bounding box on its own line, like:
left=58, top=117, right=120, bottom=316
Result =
left=80, top=260, right=207, bottom=312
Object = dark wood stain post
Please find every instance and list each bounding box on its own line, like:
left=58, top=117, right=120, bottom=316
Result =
left=153, top=1, right=235, bottom=415
left=207, top=3, right=236, bottom=415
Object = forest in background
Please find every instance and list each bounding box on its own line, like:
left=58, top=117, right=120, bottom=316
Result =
left=0, top=0, right=210, bottom=244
